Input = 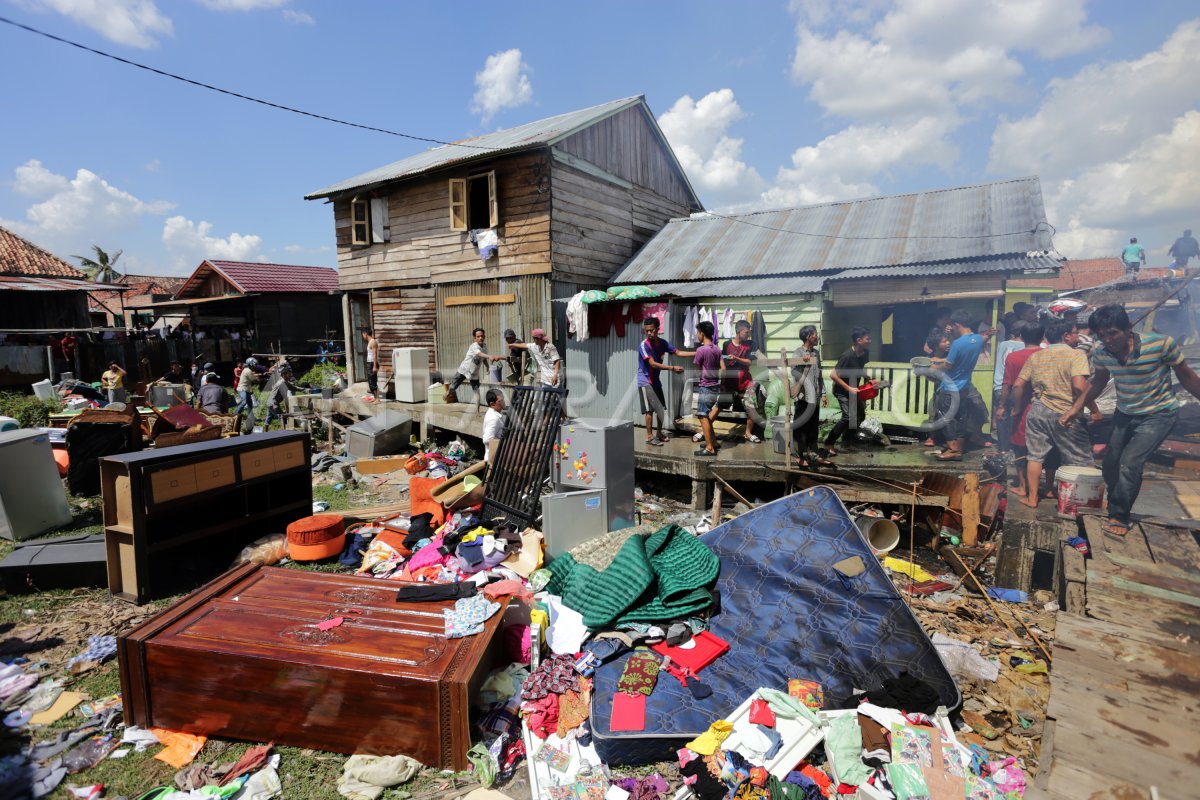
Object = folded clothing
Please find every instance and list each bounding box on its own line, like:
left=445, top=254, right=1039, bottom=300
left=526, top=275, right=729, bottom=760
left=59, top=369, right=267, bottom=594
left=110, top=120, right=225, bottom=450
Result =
left=396, top=582, right=477, bottom=603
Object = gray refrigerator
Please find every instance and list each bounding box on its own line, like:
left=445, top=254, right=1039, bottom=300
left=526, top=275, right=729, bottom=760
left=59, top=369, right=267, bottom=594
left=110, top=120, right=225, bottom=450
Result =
left=552, top=418, right=635, bottom=535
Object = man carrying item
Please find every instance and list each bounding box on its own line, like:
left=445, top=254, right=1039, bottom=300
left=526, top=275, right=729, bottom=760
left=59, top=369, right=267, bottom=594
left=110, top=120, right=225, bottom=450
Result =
left=101, top=361, right=127, bottom=404
left=1169, top=229, right=1199, bottom=267
left=482, top=388, right=506, bottom=462
left=448, top=328, right=505, bottom=401
left=824, top=326, right=872, bottom=457
left=360, top=327, right=380, bottom=402
left=198, top=372, right=230, bottom=414
left=263, top=366, right=300, bottom=430
left=508, top=328, right=561, bottom=388
left=929, top=310, right=988, bottom=461
left=1120, top=237, right=1146, bottom=276
left=502, top=329, right=525, bottom=383
left=158, top=360, right=189, bottom=386
left=637, top=317, right=682, bottom=447
left=996, top=322, right=1045, bottom=500
left=681, top=320, right=721, bottom=458
left=790, top=325, right=828, bottom=467
left=721, top=319, right=762, bottom=443
left=1062, top=304, right=1200, bottom=536
left=1010, top=320, right=1097, bottom=509
left=233, top=356, right=260, bottom=416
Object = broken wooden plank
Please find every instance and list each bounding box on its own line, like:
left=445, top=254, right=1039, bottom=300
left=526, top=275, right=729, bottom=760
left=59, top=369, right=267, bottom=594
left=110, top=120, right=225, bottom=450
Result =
left=831, top=487, right=950, bottom=507
left=961, top=472, right=980, bottom=546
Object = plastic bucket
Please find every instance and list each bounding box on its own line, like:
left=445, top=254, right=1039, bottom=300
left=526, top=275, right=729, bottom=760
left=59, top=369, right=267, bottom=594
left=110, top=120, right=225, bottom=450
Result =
left=1055, top=466, right=1105, bottom=519
left=855, top=515, right=900, bottom=555
left=0, top=416, right=18, bottom=433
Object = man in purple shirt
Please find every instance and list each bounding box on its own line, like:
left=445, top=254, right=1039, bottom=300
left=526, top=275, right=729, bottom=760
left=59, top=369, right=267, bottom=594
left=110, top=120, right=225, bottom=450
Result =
left=682, top=320, right=722, bottom=457
left=638, top=317, right=682, bottom=446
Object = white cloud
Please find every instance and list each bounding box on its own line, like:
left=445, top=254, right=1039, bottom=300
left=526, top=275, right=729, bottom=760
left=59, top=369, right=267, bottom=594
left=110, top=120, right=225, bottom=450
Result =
left=658, top=90, right=765, bottom=201
left=762, top=116, right=958, bottom=207
left=1, top=160, right=173, bottom=252
left=25, top=0, right=173, bottom=48
left=162, top=215, right=262, bottom=268
left=281, top=8, right=314, bottom=25
left=196, top=0, right=287, bottom=9
left=143, top=159, right=161, bottom=173
left=470, top=49, right=533, bottom=123
left=790, top=0, right=1108, bottom=123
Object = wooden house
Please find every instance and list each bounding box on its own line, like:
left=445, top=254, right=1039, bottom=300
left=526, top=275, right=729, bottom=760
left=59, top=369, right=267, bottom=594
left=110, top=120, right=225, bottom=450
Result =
left=305, top=95, right=702, bottom=384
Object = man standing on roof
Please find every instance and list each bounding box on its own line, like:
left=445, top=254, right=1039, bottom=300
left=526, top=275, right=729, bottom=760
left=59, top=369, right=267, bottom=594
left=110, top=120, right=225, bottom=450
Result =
left=509, top=329, right=562, bottom=388
left=1169, top=229, right=1199, bottom=267
left=1062, top=305, right=1200, bottom=536
left=1120, top=237, right=1146, bottom=276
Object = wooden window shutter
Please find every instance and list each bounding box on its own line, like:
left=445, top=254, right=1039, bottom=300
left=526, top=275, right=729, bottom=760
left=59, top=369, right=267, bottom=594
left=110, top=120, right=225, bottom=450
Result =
left=449, top=179, right=467, bottom=231
left=369, top=197, right=388, bottom=243
left=351, top=198, right=370, bottom=245
left=487, top=170, right=498, bottom=228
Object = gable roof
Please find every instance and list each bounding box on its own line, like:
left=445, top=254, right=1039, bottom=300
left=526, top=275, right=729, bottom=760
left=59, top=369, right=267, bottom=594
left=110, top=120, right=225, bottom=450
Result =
left=174, top=260, right=339, bottom=299
left=305, top=95, right=699, bottom=205
left=89, top=273, right=184, bottom=314
left=0, top=225, right=85, bottom=278
left=611, top=177, right=1056, bottom=292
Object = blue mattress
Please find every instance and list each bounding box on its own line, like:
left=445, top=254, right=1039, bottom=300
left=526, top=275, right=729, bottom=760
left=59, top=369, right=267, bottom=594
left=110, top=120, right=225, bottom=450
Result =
left=589, top=486, right=960, bottom=765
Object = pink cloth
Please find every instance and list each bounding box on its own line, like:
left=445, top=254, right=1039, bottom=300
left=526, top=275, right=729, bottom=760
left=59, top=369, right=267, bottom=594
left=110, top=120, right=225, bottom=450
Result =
left=522, top=694, right=559, bottom=739
left=483, top=579, right=533, bottom=602
left=406, top=537, right=447, bottom=570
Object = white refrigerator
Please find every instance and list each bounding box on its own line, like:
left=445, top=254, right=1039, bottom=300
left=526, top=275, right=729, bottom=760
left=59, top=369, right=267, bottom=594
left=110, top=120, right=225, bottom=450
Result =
left=0, top=429, right=73, bottom=541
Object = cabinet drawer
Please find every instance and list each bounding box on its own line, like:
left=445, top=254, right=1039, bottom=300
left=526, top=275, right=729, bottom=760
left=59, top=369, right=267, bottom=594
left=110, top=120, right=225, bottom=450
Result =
left=239, top=448, right=276, bottom=480
left=150, top=465, right=196, bottom=504
left=271, top=441, right=305, bottom=472
left=194, top=456, right=236, bottom=492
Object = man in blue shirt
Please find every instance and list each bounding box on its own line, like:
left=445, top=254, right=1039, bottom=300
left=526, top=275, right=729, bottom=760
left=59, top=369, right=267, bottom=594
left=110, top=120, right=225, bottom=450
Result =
left=637, top=317, right=682, bottom=446
left=1120, top=237, right=1146, bottom=275
left=992, top=320, right=1024, bottom=451
left=930, top=309, right=989, bottom=461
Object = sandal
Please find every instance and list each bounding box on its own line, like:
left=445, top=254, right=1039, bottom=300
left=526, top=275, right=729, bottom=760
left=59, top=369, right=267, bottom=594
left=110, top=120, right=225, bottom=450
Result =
left=645, top=436, right=664, bottom=447
left=1102, top=520, right=1130, bottom=537
left=936, top=451, right=963, bottom=461
left=692, top=432, right=704, bottom=442
left=747, top=434, right=763, bottom=444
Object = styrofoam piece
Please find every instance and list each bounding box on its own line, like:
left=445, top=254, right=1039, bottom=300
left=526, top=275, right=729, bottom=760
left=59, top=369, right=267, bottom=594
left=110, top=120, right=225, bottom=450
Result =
left=522, top=720, right=605, bottom=800
left=673, top=689, right=827, bottom=800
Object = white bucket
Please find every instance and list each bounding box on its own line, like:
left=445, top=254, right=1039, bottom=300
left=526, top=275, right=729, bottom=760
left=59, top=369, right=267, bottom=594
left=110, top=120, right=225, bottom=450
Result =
left=1055, top=466, right=1105, bottom=519
left=856, top=515, right=900, bottom=555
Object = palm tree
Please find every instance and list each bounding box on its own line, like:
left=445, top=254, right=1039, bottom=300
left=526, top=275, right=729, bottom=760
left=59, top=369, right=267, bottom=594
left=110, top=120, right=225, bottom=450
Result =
left=73, top=245, right=123, bottom=283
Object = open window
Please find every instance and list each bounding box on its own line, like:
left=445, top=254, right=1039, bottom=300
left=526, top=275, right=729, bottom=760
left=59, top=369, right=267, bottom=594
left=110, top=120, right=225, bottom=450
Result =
left=448, top=171, right=498, bottom=231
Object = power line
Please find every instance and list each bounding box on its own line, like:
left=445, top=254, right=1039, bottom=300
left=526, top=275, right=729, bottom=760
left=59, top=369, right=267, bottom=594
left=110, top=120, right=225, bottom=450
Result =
left=0, top=14, right=491, bottom=150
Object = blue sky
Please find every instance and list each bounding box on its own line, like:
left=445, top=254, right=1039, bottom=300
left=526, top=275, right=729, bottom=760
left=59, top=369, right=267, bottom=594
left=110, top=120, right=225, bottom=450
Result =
left=1, top=0, right=1197, bottom=277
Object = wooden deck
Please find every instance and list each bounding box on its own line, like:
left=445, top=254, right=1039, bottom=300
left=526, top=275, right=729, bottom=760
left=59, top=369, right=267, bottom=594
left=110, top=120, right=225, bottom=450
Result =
left=1034, top=497, right=1200, bottom=799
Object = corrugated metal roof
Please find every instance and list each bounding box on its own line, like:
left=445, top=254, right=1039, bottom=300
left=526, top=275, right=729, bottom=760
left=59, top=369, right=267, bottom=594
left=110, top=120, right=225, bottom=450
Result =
left=306, top=96, right=645, bottom=199
left=823, top=254, right=1059, bottom=281
left=0, top=275, right=124, bottom=292
left=611, top=177, right=1054, bottom=284
left=647, top=276, right=827, bottom=298
left=175, top=260, right=339, bottom=298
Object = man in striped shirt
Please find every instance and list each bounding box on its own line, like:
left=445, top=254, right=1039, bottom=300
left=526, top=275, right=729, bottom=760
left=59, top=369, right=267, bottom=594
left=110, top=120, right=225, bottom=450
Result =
left=1062, top=305, right=1200, bottom=536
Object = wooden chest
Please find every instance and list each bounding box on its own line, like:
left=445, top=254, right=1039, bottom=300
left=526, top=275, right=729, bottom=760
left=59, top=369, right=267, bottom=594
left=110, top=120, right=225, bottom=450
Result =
left=119, top=564, right=508, bottom=769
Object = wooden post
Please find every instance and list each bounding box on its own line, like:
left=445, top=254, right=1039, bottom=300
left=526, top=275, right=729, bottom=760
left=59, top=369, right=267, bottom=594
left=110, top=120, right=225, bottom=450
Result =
left=711, top=484, right=723, bottom=527
left=780, top=348, right=792, bottom=465
left=961, top=472, right=980, bottom=546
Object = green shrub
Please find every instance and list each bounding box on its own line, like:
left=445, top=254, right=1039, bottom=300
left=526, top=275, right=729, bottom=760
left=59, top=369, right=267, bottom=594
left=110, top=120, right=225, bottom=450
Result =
left=0, top=391, right=57, bottom=428
left=298, top=362, right=346, bottom=389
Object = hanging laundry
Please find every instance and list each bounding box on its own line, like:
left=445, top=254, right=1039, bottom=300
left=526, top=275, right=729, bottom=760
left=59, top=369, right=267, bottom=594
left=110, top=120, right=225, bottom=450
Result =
left=474, top=228, right=499, bottom=262
left=751, top=310, right=767, bottom=354
left=721, top=309, right=735, bottom=340
left=566, top=292, right=589, bottom=342
left=683, top=306, right=697, bottom=347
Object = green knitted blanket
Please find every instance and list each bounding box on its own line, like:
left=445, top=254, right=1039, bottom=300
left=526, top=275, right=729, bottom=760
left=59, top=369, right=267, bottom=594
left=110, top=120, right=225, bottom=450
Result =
left=545, top=524, right=720, bottom=629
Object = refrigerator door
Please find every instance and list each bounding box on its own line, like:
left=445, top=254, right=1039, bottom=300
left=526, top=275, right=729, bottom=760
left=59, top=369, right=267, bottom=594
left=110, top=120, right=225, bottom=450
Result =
left=391, top=348, right=430, bottom=403
left=0, top=430, right=73, bottom=541
left=540, top=489, right=609, bottom=559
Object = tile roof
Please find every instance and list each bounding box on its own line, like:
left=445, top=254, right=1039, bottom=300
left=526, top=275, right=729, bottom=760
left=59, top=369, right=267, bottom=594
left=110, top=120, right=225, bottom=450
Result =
left=611, top=177, right=1055, bottom=285
left=175, top=260, right=338, bottom=298
left=88, top=273, right=184, bottom=313
left=1009, top=257, right=1127, bottom=292
left=306, top=95, right=696, bottom=202
left=0, top=225, right=85, bottom=278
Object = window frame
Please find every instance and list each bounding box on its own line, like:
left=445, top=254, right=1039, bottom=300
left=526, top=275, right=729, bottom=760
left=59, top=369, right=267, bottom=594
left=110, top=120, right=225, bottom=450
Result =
left=448, top=170, right=498, bottom=231
left=350, top=197, right=371, bottom=246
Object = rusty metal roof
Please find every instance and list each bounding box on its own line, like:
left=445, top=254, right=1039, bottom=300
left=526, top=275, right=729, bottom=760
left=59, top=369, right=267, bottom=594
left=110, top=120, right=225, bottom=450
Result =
left=612, top=177, right=1054, bottom=284
left=305, top=96, right=696, bottom=201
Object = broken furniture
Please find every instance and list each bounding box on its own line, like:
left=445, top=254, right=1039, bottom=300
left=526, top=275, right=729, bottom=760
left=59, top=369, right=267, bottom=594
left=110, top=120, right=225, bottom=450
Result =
left=0, top=533, right=107, bottom=593
left=118, top=563, right=508, bottom=769
left=588, top=486, right=960, bottom=764
left=429, top=459, right=488, bottom=510
left=66, top=406, right=144, bottom=496
left=346, top=411, right=412, bottom=458
left=100, top=431, right=311, bottom=603
left=481, top=385, right=566, bottom=529
left=149, top=405, right=221, bottom=448
left=0, top=429, right=73, bottom=541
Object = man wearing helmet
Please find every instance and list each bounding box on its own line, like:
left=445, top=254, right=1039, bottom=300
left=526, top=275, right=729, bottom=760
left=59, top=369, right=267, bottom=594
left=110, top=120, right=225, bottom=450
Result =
left=234, top=356, right=260, bottom=416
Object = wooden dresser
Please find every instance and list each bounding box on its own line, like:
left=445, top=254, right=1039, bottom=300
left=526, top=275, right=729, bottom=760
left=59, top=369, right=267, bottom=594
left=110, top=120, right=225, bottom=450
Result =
left=101, top=431, right=311, bottom=603
left=119, top=564, right=507, bottom=769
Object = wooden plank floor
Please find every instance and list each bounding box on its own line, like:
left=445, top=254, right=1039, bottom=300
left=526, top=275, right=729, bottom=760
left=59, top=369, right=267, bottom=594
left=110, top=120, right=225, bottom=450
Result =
left=1034, top=489, right=1200, bottom=800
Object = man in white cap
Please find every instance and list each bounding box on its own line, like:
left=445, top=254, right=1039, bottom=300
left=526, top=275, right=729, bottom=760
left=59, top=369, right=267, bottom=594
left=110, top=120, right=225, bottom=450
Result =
left=508, top=328, right=561, bottom=387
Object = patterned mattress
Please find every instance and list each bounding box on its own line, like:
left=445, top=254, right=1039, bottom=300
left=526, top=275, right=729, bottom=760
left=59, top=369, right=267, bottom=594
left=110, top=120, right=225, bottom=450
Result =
left=589, top=486, right=960, bottom=765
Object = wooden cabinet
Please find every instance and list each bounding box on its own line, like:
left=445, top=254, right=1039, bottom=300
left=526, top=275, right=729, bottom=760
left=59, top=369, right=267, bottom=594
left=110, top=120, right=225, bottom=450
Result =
left=119, top=564, right=507, bottom=768
left=101, top=431, right=312, bottom=604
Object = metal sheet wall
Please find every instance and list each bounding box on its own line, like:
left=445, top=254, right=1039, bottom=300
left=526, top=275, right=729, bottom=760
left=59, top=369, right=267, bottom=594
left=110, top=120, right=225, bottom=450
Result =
left=435, top=275, right=550, bottom=380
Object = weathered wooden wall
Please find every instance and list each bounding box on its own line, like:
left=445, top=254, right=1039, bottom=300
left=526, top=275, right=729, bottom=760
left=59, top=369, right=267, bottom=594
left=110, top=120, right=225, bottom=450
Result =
left=554, top=105, right=696, bottom=210
left=370, top=286, right=437, bottom=372
left=334, top=151, right=552, bottom=291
